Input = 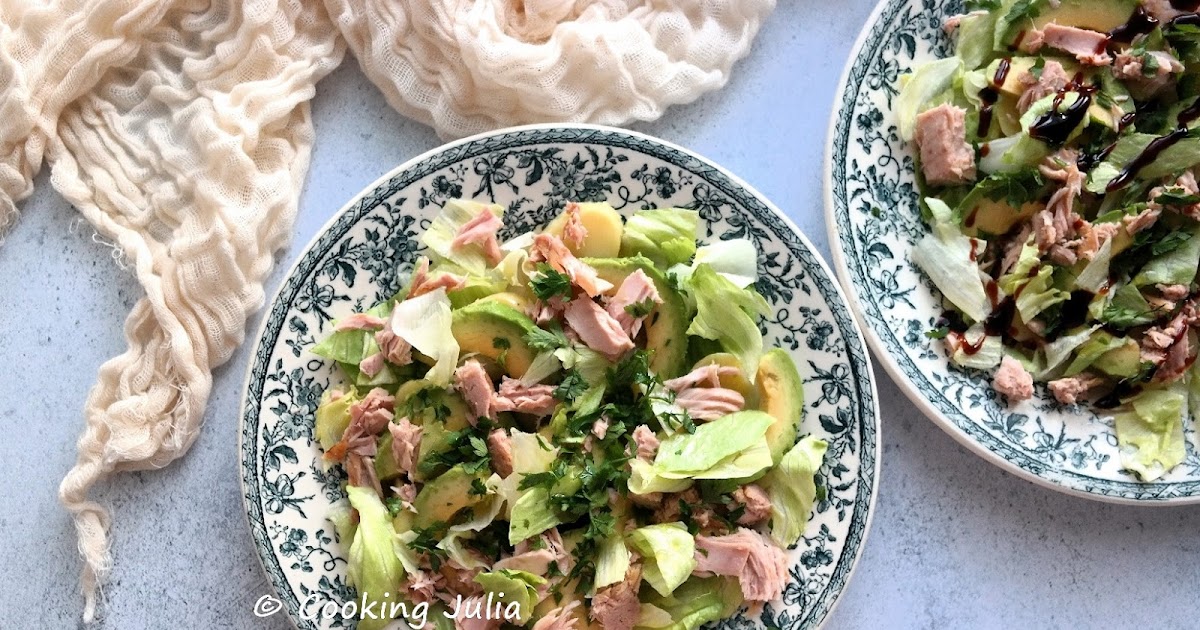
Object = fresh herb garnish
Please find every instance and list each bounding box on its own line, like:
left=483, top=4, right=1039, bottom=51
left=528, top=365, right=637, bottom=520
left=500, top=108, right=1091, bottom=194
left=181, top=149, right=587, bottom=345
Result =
left=468, top=478, right=490, bottom=497
left=530, top=264, right=573, bottom=301
left=624, top=298, right=656, bottom=318
left=492, top=336, right=511, bottom=366
left=554, top=369, right=588, bottom=402
left=525, top=323, right=570, bottom=351
left=407, top=522, right=450, bottom=570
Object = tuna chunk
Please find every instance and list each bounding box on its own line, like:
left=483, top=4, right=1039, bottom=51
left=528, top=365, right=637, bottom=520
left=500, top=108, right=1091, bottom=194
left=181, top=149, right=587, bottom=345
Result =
left=732, top=484, right=772, bottom=526
left=531, top=601, right=581, bottom=630
left=494, top=548, right=557, bottom=575
left=632, top=425, right=660, bottom=460
left=563, top=297, right=635, bottom=360
left=592, top=418, right=609, bottom=440
left=1034, top=150, right=1085, bottom=254
left=1158, top=284, right=1191, bottom=301
left=1123, top=206, right=1162, bottom=235
left=487, top=428, right=515, bottom=478
left=531, top=233, right=613, bottom=297
left=693, top=528, right=789, bottom=602
left=388, top=418, right=422, bottom=477
left=1047, top=374, right=1105, bottom=405
left=453, top=596, right=501, bottom=630
left=993, top=355, right=1034, bottom=403
left=605, top=269, right=663, bottom=338
left=912, top=104, right=976, bottom=186
left=562, top=202, right=588, bottom=249
left=1114, top=50, right=1184, bottom=98
left=346, top=453, right=382, bottom=496
left=674, top=387, right=746, bottom=421
left=495, top=377, right=558, bottom=416
left=408, top=257, right=467, bottom=299
left=664, top=364, right=741, bottom=391
left=1071, top=221, right=1119, bottom=262
left=1040, top=23, right=1112, bottom=66
left=334, top=312, right=386, bottom=332
left=325, top=387, right=396, bottom=461
left=358, top=352, right=386, bottom=378
left=455, top=359, right=499, bottom=424
left=1017, top=59, right=1070, bottom=114
left=590, top=563, right=642, bottom=630
left=374, top=328, right=413, bottom=366
left=529, top=295, right=568, bottom=325
left=451, top=207, right=504, bottom=265
left=1156, top=332, right=1193, bottom=383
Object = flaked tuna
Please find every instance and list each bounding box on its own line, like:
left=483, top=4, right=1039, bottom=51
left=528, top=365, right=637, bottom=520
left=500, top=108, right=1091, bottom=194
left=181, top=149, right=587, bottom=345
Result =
left=563, top=297, right=634, bottom=360
left=487, top=428, right=514, bottom=478
left=912, top=104, right=976, bottom=186
left=388, top=418, right=422, bottom=477
left=495, top=377, right=558, bottom=416
left=993, top=355, right=1034, bottom=402
left=334, top=312, right=386, bottom=332
left=605, top=269, right=662, bottom=338
left=451, top=208, right=504, bottom=265
left=531, top=233, right=613, bottom=297
left=693, top=528, right=789, bottom=602
left=632, top=425, right=660, bottom=460
left=1039, top=24, right=1112, bottom=66
left=455, top=359, right=499, bottom=424
left=408, top=257, right=467, bottom=299
left=732, top=484, right=772, bottom=526
left=590, top=563, right=642, bottom=630
left=562, top=202, right=588, bottom=249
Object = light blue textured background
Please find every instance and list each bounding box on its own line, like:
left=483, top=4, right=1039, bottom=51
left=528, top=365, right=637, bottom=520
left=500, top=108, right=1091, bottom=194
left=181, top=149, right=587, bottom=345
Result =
left=2, top=1, right=1197, bottom=628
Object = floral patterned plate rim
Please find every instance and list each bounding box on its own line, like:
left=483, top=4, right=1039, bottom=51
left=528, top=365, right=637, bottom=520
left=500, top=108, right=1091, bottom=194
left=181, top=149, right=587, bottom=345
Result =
left=239, top=123, right=881, bottom=629
left=824, top=0, right=1200, bottom=504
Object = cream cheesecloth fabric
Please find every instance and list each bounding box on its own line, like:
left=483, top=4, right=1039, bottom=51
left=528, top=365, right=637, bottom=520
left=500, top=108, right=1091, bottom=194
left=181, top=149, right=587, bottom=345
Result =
left=324, top=0, right=777, bottom=138
left=0, top=0, right=773, bottom=622
left=1, top=0, right=345, bottom=621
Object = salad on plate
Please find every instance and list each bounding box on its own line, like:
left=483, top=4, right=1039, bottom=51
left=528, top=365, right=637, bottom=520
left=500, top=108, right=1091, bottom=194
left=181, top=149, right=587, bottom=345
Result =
left=308, top=199, right=824, bottom=629
left=899, top=0, right=1200, bottom=481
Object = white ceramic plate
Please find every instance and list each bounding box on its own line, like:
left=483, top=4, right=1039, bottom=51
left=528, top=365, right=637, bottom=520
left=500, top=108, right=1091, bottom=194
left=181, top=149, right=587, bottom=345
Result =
left=241, top=124, right=880, bottom=628
left=825, top=0, right=1200, bottom=503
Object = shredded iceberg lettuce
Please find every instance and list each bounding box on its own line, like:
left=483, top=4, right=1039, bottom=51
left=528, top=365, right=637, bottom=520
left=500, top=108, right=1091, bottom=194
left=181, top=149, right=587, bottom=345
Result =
left=764, top=435, right=827, bottom=547
left=619, top=208, right=701, bottom=267
left=345, top=486, right=406, bottom=630
left=626, top=523, right=697, bottom=597
left=897, top=57, right=962, bottom=140
left=474, top=570, right=545, bottom=624
left=668, top=238, right=759, bottom=289
left=913, top=199, right=997, bottom=323
left=421, top=199, right=505, bottom=274
left=387, top=287, right=459, bottom=386
left=1116, top=386, right=1188, bottom=482
left=686, top=264, right=771, bottom=382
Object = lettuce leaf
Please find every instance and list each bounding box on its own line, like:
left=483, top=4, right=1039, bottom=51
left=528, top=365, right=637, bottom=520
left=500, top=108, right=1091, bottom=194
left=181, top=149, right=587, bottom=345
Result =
left=619, top=208, right=701, bottom=268
left=639, top=577, right=743, bottom=630
left=948, top=324, right=1004, bottom=370
left=654, top=411, right=774, bottom=474
left=1074, top=237, right=1114, bottom=292
left=897, top=57, right=962, bottom=140
left=1116, top=386, right=1187, bottom=481
left=421, top=199, right=505, bottom=274
left=626, top=523, right=697, bottom=597
left=913, top=198, right=997, bottom=323
left=593, top=533, right=632, bottom=590
left=956, top=10, right=999, bottom=70
left=1038, top=325, right=1100, bottom=379
left=474, top=569, right=545, bottom=624
left=998, top=236, right=1067, bottom=323
left=628, top=459, right=693, bottom=495
left=979, top=133, right=1051, bottom=174
left=763, top=435, right=827, bottom=547
left=1134, top=224, right=1200, bottom=287
left=315, top=388, right=358, bottom=451
left=686, top=264, right=771, bottom=382
left=387, top=287, right=459, bottom=386
left=345, top=486, right=406, bottom=630
left=668, top=238, right=759, bottom=289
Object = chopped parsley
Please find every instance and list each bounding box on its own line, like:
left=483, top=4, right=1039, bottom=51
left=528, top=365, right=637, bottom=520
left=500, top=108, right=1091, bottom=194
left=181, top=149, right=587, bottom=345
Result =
left=530, top=264, right=573, bottom=301
left=492, top=336, right=511, bottom=367
left=553, top=369, right=588, bottom=402
left=624, top=298, right=657, bottom=319
left=524, top=323, right=570, bottom=351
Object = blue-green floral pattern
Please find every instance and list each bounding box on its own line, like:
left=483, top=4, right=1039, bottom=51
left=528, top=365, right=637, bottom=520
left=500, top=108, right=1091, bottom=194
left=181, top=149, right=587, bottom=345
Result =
left=827, top=0, right=1200, bottom=502
left=241, top=125, right=880, bottom=629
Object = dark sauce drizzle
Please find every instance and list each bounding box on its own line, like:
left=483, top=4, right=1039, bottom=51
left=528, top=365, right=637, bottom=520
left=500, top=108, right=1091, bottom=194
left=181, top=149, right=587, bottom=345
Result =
left=977, top=58, right=1012, bottom=137
left=1107, top=7, right=1159, bottom=46
left=1029, top=73, right=1098, bottom=147
left=1106, top=96, right=1200, bottom=192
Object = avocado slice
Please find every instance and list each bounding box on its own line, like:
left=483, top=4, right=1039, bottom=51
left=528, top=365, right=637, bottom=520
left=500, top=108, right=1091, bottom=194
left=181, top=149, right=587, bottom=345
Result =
left=451, top=301, right=538, bottom=377
left=584, top=255, right=690, bottom=378
left=412, top=465, right=487, bottom=528
left=996, top=0, right=1137, bottom=49
left=756, top=348, right=806, bottom=464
